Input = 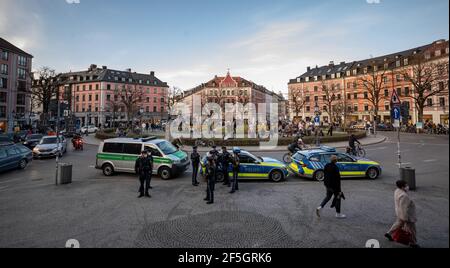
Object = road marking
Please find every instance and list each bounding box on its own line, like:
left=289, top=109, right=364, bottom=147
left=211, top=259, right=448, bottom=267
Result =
left=423, top=159, right=438, bottom=163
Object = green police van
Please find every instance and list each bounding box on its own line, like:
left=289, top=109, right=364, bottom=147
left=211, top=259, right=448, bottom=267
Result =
left=95, top=137, right=190, bottom=180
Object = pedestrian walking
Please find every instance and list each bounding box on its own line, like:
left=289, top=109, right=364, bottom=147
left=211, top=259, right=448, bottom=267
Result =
left=135, top=150, right=154, bottom=198
left=220, top=146, right=231, bottom=186
left=316, top=155, right=346, bottom=219
left=203, top=156, right=216, bottom=204
left=385, top=180, right=420, bottom=248
left=190, top=146, right=200, bottom=186
left=230, top=148, right=240, bottom=194
left=327, top=124, right=334, bottom=136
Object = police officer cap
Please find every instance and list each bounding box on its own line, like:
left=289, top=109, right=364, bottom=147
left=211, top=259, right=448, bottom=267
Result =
left=233, top=147, right=241, bottom=154
left=141, top=150, right=148, bottom=154
left=193, top=146, right=198, bottom=149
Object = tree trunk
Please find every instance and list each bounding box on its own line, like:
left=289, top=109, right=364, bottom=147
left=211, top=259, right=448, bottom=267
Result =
left=417, top=104, right=425, bottom=123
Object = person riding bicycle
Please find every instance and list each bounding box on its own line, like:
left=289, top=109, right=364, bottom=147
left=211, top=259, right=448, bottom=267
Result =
left=288, top=138, right=305, bottom=154
left=348, top=134, right=361, bottom=155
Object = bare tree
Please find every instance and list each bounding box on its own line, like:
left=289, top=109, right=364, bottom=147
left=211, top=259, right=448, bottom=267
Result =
left=31, top=67, right=61, bottom=124
left=358, top=63, right=388, bottom=123
left=400, top=55, right=449, bottom=123
left=168, top=86, right=184, bottom=113
left=289, top=88, right=306, bottom=118
left=117, top=84, right=144, bottom=127
left=106, top=93, right=123, bottom=128
left=320, top=81, right=339, bottom=124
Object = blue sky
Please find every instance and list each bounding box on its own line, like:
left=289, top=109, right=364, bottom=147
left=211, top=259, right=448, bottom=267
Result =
left=0, top=0, right=448, bottom=93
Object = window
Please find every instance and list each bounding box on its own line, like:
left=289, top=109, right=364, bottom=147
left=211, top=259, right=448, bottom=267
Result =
left=347, top=82, right=352, bottom=89
left=397, top=88, right=402, bottom=96
left=396, top=75, right=402, bottom=82
left=347, top=93, right=351, bottom=100
left=153, top=106, right=157, bottom=112
left=435, top=50, right=442, bottom=57
left=337, top=94, right=341, bottom=100
left=354, top=93, right=358, bottom=99
left=337, top=154, right=354, bottom=163
left=106, top=95, right=111, bottom=101
left=17, top=68, right=26, bottom=79
left=82, top=95, right=85, bottom=102
left=396, top=60, right=401, bottom=68
left=439, top=97, right=445, bottom=107
left=95, top=94, right=99, bottom=101
left=323, top=95, right=327, bottom=101
left=6, top=147, right=19, bottom=156
left=96, top=84, right=99, bottom=90
left=438, top=81, right=445, bottom=91
left=89, top=85, right=92, bottom=91
left=427, top=98, right=433, bottom=107
left=88, top=95, right=92, bottom=101
left=0, top=92, right=6, bottom=102
left=17, top=94, right=26, bottom=105
left=0, top=64, right=8, bottom=75
left=103, top=143, right=124, bottom=153
left=306, top=106, right=310, bottom=112
left=404, top=58, right=409, bottom=65
left=107, top=84, right=111, bottom=90
left=239, top=154, right=256, bottom=164
left=383, top=77, right=388, bottom=84
left=384, top=89, right=389, bottom=97
left=0, top=78, right=7, bottom=89
left=314, top=96, right=319, bottom=102
left=0, top=50, right=8, bottom=61
left=354, top=105, right=358, bottom=112
left=144, top=146, right=162, bottom=157
left=314, top=86, right=318, bottom=92
left=364, top=104, right=369, bottom=111
left=123, top=144, right=142, bottom=155
left=425, top=52, right=431, bottom=60
left=305, top=96, right=310, bottom=102
left=404, top=87, right=410, bottom=96
left=353, top=82, right=357, bottom=88
left=154, top=88, right=158, bottom=94
left=82, top=85, right=86, bottom=91
left=364, top=92, right=368, bottom=99
left=18, top=56, right=27, bottom=66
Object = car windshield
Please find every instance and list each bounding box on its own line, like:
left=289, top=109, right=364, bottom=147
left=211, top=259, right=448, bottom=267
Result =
left=27, top=135, right=42, bottom=140
left=40, top=137, right=58, bottom=144
left=156, top=141, right=178, bottom=155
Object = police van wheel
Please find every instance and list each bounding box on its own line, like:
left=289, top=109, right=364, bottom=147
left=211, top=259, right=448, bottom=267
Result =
left=102, top=164, right=114, bottom=176
left=313, top=170, right=325, bottom=182
left=159, top=167, right=172, bottom=180
left=269, top=170, right=284, bottom=182
left=366, top=168, right=379, bottom=180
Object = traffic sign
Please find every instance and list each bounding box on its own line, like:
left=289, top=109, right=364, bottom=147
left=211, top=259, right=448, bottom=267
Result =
left=391, top=90, right=401, bottom=106
left=314, top=116, right=320, bottom=126
left=392, top=106, right=401, bottom=120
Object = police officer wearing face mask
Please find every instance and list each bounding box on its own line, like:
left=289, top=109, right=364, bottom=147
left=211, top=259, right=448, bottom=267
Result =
left=203, top=155, right=216, bottom=204
left=190, top=146, right=200, bottom=186
left=135, top=150, right=153, bottom=198
left=220, top=146, right=231, bottom=186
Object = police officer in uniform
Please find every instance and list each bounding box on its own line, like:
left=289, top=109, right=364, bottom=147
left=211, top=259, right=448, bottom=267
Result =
left=203, top=156, right=216, bottom=204
left=135, top=150, right=153, bottom=198
left=230, top=148, right=240, bottom=194
left=220, top=146, right=231, bottom=186
left=190, top=146, right=200, bottom=186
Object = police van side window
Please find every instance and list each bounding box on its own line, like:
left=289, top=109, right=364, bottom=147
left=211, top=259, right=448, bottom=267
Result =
left=103, top=143, right=124, bottom=153
left=145, top=146, right=162, bottom=157
left=123, top=144, right=142, bottom=155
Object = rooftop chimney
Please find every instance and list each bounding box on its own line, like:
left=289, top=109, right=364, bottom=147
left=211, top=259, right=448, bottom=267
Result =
left=307, top=66, right=311, bottom=72
left=340, top=62, right=345, bottom=65
left=89, top=64, right=97, bottom=71
left=102, top=66, right=107, bottom=70
left=150, top=71, right=155, bottom=76
left=329, top=61, right=335, bottom=66
left=126, top=68, right=132, bottom=72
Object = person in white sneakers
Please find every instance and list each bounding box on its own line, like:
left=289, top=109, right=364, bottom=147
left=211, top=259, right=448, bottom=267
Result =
left=316, top=155, right=346, bottom=219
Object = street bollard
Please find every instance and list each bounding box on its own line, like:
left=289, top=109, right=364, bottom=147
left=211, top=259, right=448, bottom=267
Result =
left=57, top=163, right=73, bottom=185
left=400, top=167, right=416, bottom=191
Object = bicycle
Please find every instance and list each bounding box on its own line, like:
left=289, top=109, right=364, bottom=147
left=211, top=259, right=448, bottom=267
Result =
left=347, top=144, right=366, bottom=158
left=195, top=138, right=215, bottom=148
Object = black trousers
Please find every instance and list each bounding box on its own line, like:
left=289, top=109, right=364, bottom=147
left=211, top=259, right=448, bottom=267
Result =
left=320, top=188, right=341, bottom=213
left=206, top=176, right=215, bottom=202
left=139, top=172, right=151, bottom=195
left=223, top=165, right=230, bottom=185
left=231, top=169, right=239, bottom=191
left=192, top=164, right=199, bottom=185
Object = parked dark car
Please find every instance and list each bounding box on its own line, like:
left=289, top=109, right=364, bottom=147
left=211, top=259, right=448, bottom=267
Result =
left=23, top=134, right=44, bottom=149
left=17, top=130, right=29, bottom=142
left=377, top=123, right=394, bottom=131
left=0, top=143, right=33, bottom=173
left=0, top=134, right=14, bottom=144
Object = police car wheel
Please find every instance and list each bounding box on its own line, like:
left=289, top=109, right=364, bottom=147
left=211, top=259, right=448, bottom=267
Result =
left=18, top=159, right=28, bottom=169
left=282, top=153, right=292, bottom=163
left=159, top=167, right=172, bottom=180
left=366, top=168, right=379, bottom=180
left=313, top=170, right=325, bottom=182
left=102, top=164, right=114, bottom=176
left=269, top=170, right=284, bottom=182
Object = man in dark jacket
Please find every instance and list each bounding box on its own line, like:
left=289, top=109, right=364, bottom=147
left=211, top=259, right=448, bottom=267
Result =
left=219, top=146, right=231, bottom=186
left=190, top=146, right=200, bottom=186
left=135, top=150, right=153, bottom=198
left=203, top=156, right=216, bottom=204
left=316, top=155, right=346, bottom=219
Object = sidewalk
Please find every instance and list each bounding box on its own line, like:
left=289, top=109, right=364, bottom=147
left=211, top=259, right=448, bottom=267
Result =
left=84, top=133, right=387, bottom=152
